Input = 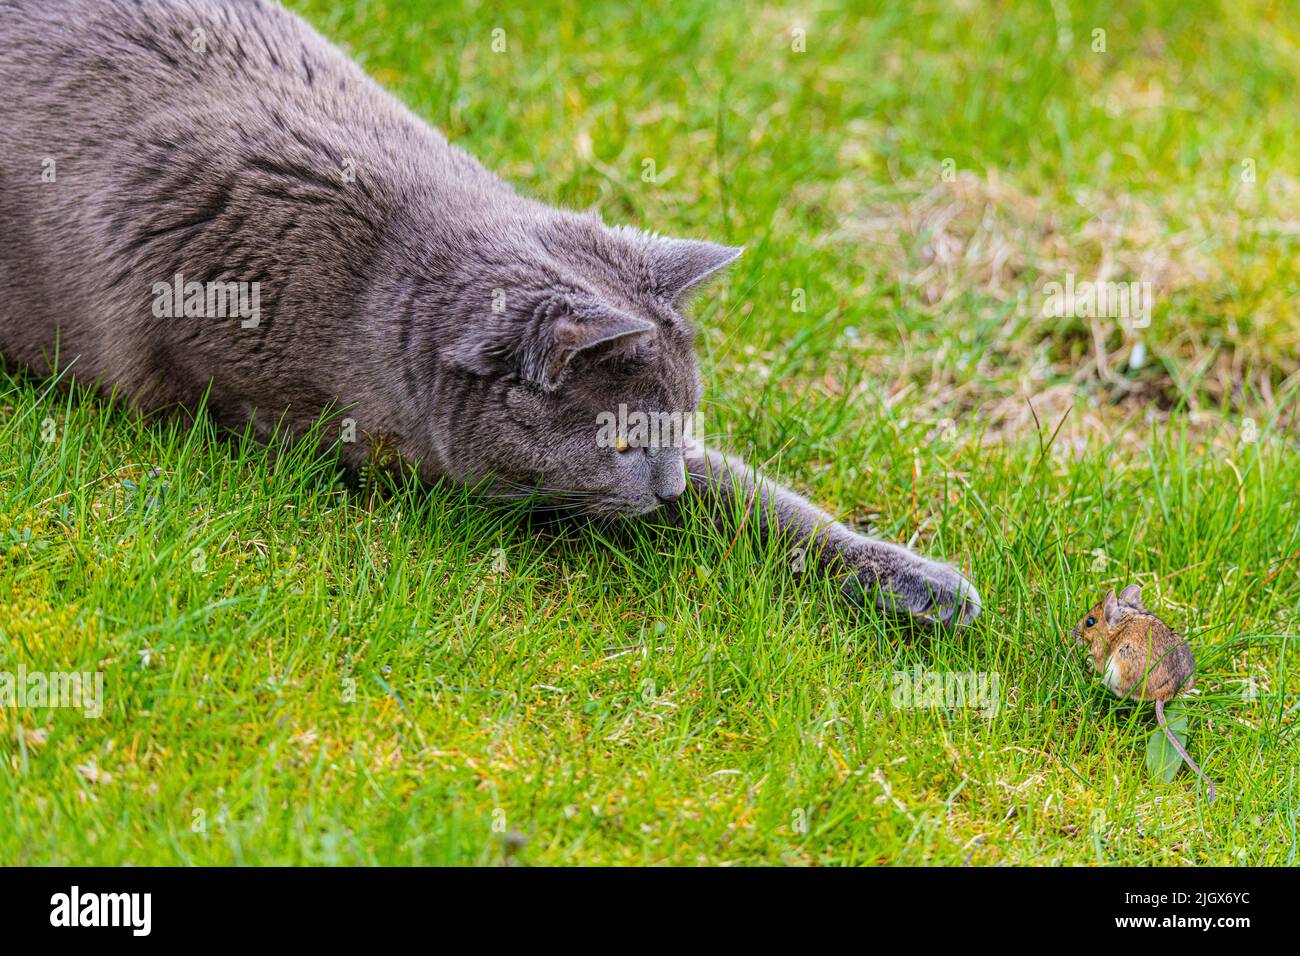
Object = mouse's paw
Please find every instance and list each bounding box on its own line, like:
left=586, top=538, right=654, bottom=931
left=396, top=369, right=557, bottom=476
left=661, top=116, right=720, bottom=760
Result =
left=840, top=540, right=981, bottom=628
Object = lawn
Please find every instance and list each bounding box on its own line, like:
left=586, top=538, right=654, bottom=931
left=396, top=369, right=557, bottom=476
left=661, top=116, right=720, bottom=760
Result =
left=1, top=0, right=1298, bottom=865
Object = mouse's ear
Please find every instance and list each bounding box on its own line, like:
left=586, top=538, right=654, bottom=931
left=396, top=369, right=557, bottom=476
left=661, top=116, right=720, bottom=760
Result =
left=1103, top=589, right=1125, bottom=626
left=1119, top=584, right=1142, bottom=607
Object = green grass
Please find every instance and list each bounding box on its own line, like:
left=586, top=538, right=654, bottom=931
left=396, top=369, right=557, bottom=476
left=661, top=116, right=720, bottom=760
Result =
left=2, top=0, right=1299, bottom=865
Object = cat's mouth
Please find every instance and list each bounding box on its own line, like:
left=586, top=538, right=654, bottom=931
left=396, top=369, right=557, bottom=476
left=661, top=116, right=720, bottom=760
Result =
left=586, top=496, right=664, bottom=519
left=485, top=479, right=662, bottom=519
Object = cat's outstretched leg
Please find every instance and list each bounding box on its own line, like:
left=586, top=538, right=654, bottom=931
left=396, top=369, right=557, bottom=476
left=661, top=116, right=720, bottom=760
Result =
left=681, top=443, right=981, bottom=627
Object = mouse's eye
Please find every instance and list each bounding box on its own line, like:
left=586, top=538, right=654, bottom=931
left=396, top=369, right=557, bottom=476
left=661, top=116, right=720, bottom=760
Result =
left=1085, top=616, right=1096, bottom=628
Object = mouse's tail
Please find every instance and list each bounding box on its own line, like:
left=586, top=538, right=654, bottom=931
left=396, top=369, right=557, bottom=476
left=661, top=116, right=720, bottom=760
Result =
left=1156, top=698, right=1216, bottom=803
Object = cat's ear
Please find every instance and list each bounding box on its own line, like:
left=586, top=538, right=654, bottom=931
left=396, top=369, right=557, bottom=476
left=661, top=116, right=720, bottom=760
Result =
left=449, top=294, right=653, bottom=391
left=519, top=300, right=654, bottom=390
left=645, top=237, right=743, bottom=303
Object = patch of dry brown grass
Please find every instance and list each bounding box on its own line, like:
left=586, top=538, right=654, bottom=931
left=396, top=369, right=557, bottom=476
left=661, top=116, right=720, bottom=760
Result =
left=798, top=169, right=1300, bottom=446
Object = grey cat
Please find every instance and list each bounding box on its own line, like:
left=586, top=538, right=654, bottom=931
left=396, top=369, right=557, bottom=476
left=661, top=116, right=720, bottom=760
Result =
left=0, top=0, right=980, bottom=626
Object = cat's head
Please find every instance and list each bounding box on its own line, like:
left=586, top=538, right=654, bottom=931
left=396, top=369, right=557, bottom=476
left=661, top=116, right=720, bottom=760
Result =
left=442, top=214, right=741, bottom=516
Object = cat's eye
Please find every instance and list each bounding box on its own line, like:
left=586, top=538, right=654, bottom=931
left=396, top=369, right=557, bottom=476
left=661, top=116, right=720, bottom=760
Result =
left=614, top=437, right=631, bottom=453
left=1085, top=616, right=1096, bottom=627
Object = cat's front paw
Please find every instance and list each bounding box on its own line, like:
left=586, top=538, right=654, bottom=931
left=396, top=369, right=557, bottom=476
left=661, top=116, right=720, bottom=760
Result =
left=841, top=541, right=982, bottom=628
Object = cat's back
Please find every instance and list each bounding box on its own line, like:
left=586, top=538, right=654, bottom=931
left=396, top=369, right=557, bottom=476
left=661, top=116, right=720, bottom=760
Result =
left=1, top=0, right=359, bottom=111
left=0, top=0, right=496, bottom=389
left=0, top=0, right=491, bottom=217
left=1, top=0, right=346, bottom=374
left=0, top=0, right=435, bottom=199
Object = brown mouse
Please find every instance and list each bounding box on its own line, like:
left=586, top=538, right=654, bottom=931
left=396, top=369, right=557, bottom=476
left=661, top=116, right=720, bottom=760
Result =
left=1070, top=584, right=1216, bottom=802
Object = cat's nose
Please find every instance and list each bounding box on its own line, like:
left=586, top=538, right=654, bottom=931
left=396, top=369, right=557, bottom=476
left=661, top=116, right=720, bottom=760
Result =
left=650, top=450, right=687, bottom=504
